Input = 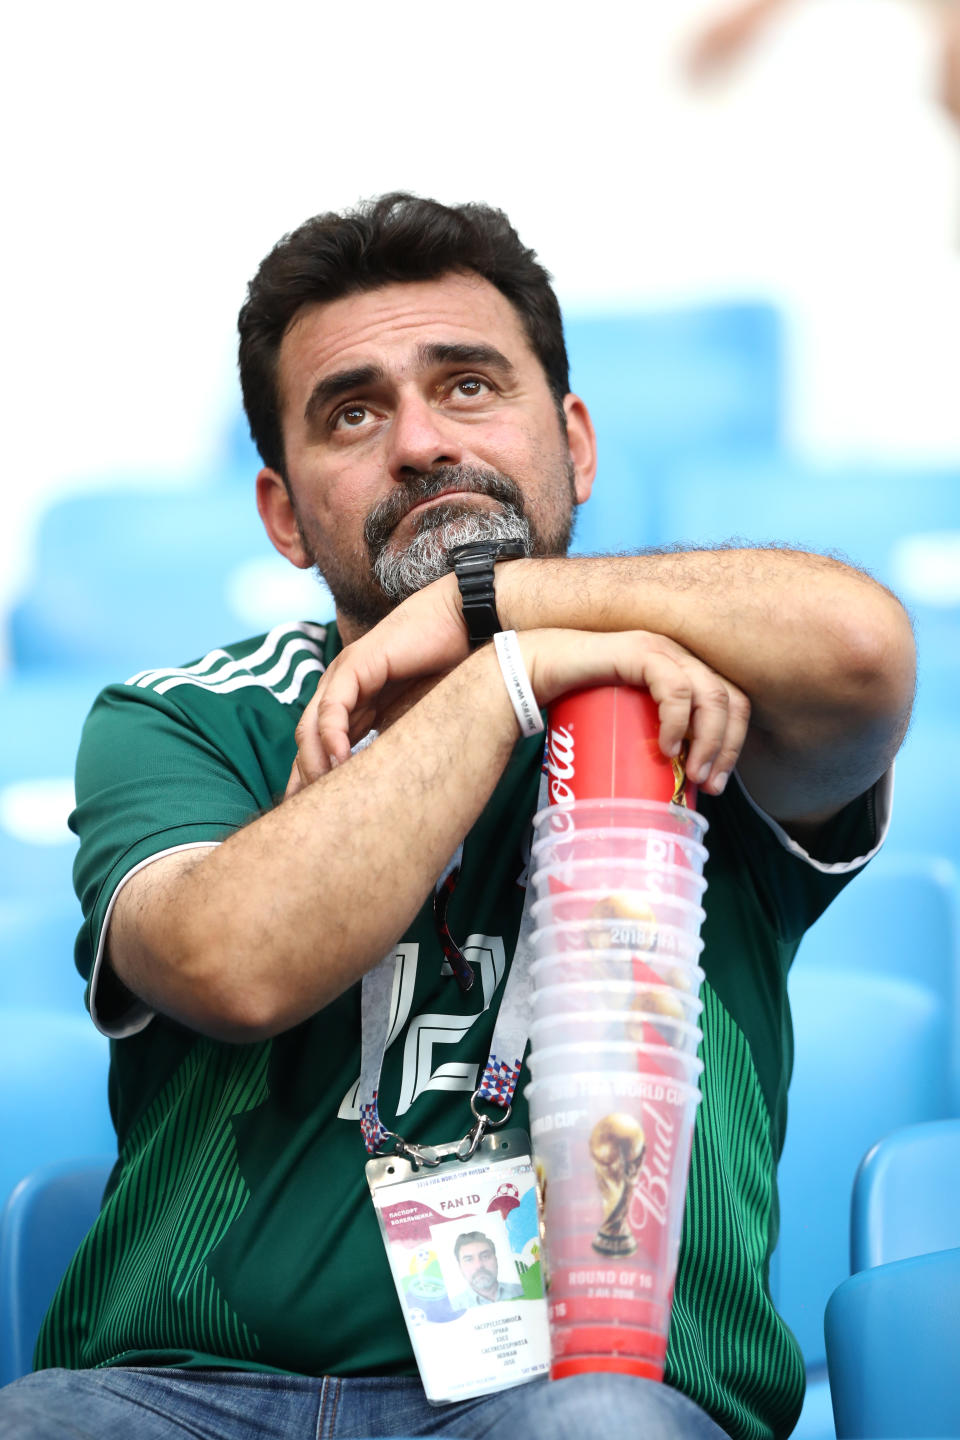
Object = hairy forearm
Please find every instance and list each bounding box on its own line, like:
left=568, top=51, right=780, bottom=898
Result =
left=497, top=547, right=916, bottom=749
left=113, top=647, right=520, bottom=1041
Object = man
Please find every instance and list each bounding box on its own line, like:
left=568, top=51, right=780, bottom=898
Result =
left=0, top=194, right=914, bottom=1440
left=453, top=1232, right=525, bottom=1308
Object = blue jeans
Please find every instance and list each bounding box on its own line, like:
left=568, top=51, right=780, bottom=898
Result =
left=0, top=1367, right=729, bottom=1439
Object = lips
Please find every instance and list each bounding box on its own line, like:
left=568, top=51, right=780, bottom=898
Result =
left=405, top=488, right=493, bottom=518
left=363, top=464, right=527, bottom=559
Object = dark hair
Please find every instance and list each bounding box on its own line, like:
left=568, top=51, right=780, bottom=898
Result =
left=454, top=1231, right=495, bottom=1263
left=238, top=192, right=570, bottom=477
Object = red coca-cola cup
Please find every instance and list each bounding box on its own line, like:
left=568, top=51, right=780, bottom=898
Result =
left=547, top=685, right=696, bottom=808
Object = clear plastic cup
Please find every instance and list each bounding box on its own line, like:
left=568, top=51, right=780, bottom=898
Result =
left=532, top=858, right=708, bottom=908
left=530, top=918, right=705, bottom=964
left=526, top=1069, right=702, bottom=1382
left=526, top=1043, right=704, bottom=1086
left=531, top=891, right=706, bottom=939
left=531, top=979, right=703, bottom=1028
left=532, top=825, right=709, bottom=875
left=530, top=1010, right=703, bottom=1056
left=533, top=798, right=708, bottom=846
left=530, top=951, right=705, bottom=993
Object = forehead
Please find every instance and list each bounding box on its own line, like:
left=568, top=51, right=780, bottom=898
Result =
left=460, top=1240, right=494, bottom=1256
left=277, top=273, right=537, bottom=408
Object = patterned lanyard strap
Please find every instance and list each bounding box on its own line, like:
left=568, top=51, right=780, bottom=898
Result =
left=358, top=771, right=546, bottom=1166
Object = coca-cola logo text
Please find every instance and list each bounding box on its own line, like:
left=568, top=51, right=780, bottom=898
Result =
left=548, top=723, right=576, bottom=807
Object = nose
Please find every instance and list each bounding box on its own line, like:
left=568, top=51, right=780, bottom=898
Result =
left=386, top=392, right=464, bottom=480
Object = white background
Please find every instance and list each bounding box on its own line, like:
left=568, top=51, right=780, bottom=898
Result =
left=4, top=0, right=960, bottom=642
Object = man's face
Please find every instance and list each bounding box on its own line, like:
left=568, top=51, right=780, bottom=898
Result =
left=259, top=272, right=595, bottom=640
left=457, top=1239, right=499, bottom=1298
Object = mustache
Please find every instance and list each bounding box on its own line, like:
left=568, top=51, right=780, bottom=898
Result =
left=363, top=466, right=526, bottom=558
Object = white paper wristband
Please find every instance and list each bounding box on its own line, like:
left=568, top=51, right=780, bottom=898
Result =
left=493, top=629, right=544, bottom=738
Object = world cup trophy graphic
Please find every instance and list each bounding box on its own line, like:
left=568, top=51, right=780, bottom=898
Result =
left=589, top=1113, right=646, bottom=1256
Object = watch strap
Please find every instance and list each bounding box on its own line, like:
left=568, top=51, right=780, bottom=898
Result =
left=449, top=540, right=526, bottom=648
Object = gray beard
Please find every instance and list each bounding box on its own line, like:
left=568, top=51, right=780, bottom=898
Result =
left=373, top=504, right=531, bottom=605
left=293, top=459, right=576, bottom=633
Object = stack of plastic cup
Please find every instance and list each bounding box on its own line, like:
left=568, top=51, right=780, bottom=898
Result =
left=526, top=686, right=710, bottom=1382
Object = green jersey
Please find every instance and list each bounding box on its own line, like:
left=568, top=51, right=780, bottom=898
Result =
left=39, top=619, right=888, bottom=1440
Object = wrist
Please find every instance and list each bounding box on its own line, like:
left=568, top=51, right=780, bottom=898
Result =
left=490, top=555, right=534, bottom=633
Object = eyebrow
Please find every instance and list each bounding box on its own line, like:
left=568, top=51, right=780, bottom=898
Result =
left=302, top=343, right=518, bottom=424
left=416, top=341, right=517, bottom=377
left=303, top=364, right=385, bottom=425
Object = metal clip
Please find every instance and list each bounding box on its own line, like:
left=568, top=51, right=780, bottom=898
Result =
left=458, top=1092, right=513, bottom=1160
left=457, top=1113, right=489, bottom=1161
left=391, top=1137, right=441, bottom=1169
left=397, top=1134, right=443, bottom=1169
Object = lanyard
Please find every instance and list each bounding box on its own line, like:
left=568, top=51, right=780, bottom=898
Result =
left=358, top=769, right=548, bottom=1165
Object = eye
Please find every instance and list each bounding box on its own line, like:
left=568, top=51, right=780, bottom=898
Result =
left=453, top=376, right=491, bottom=400
left=332, top=403, right=373, bottom=431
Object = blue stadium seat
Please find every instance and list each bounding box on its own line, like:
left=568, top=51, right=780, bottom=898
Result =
left=824, top=1248, right=960, bottom=1439
left=797, top=853, right=958, bottom=990
left=775, top=972, right=951, bottom=1353
left=0, top=674, right=97, bottom=788
left=795, top=853, right=960, bottom=1106
left=0, top=1011, right=115, bottom=1216
left=0, top=674, right=86, bottom=908
left=656, top=455, right=960, bottom=671
left=564, top=300, right=784, bottom=555
left=850, top=1119, right=960, bottom=1272
left=8, top=485, right=332, bottom=676
left=658, top=456, right=960, bottom=868
left=0, top=897, right=84, bottom=1013
left=565, top=300, right=783, bottom=458
left=769, top=856, right=957, bottom=1438
left=657, top=455, right=960, bottom=584
left=0, top=1157, right=112, bottom=1385
left=0, top=827, right=78, bottom=906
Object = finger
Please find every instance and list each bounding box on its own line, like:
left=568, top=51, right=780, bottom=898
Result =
left=316, top=651, right=386, bottom=759
left=293, top=693, right=333, bottom=784
left=284, top=755, right=304, bottom=800
left=316, top=695, right=358, bottom=768
left=683, top=673, right=733, bottom=788
left=701, top=685, right=751, bottom=795
left=637, top=651, right=697, bottom=761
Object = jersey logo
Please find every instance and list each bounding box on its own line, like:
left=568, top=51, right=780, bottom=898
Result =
left=337, top=934, right=507, bottom=1123
left=125, top=621, right=327, bottom=704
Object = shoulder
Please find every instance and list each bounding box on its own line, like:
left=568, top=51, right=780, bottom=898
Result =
left=120, top=620, right=334, bottom=710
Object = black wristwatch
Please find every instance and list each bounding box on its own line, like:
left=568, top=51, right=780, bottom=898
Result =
left=449, top=540, right=527, bottom=647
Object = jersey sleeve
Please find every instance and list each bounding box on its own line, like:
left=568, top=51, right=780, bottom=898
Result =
left=704, top=765, right=894, bottom=946
left=72, top=683, right=271, bottom=1037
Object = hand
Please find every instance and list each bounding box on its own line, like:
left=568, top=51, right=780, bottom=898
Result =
left=518, top=628, right=751, bottom=797
left=288, top=621, right=750, bottom=799
left=286, top=573, right=468, bottom=796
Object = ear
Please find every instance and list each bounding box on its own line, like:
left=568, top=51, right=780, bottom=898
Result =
left=562, top=394, right=597, bottom=506
left=256, top=468, right=312, bottom=569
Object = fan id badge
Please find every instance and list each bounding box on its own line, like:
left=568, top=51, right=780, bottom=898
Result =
left=366, top=1130, right=549, bottom=1404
